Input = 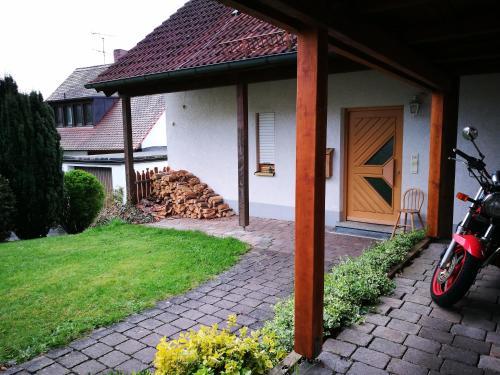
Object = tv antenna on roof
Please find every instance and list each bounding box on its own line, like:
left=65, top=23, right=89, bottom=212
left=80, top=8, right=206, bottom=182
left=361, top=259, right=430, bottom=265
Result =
left=91, top=32, right=115, bottom=64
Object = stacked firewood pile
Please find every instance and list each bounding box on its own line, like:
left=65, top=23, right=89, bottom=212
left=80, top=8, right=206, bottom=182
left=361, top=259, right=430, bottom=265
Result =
left=138, top=169, right=234, bottom=220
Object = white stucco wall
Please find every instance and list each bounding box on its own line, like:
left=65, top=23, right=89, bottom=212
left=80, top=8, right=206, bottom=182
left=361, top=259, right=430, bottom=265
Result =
left=141, top=112, right=167, bottom=149
left=166, top=70, right=431, bottom=226
left=454, top=74, right=500, bottom=225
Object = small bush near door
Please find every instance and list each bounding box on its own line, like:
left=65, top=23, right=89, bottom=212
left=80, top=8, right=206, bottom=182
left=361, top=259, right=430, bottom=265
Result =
left=0, top=175, right=16, bottom=241
left=61, top=170, right=104, bottom=233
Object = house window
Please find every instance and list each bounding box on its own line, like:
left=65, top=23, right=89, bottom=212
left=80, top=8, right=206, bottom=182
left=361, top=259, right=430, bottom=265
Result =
left=54, top=106, right=63, bottom=127
left=64, top=105, right=73, bottom=127
left=74, top=104, right=83, bottom=126
left=83, top=103, right=93, bottom=125
left=255, top=112, right=275, bottom=176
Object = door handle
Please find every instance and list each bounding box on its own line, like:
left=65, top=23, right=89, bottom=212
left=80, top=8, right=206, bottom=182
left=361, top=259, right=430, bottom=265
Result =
left=383, top=158, right=395, bottom=187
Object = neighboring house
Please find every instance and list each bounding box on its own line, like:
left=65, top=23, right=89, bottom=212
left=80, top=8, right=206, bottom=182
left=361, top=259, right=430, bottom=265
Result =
left=87, top=0, right=499, bottom=230
left=47, top=53, right=167, bottom=201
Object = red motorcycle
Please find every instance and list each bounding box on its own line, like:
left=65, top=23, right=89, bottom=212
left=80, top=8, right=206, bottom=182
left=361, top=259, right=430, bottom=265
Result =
left=431, top=126, right=500, bottom=307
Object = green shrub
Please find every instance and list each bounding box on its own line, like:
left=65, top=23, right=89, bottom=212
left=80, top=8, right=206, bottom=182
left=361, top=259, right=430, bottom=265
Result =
left=61, top=170, right=104, bottom=234
left=264, top=230, right=426, bottom=352
left=153, top=315, right=286, bottom=375
left=0, top=175, right=16, bottom=241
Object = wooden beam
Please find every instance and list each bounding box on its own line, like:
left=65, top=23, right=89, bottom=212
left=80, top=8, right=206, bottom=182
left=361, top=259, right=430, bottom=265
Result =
left=121, top=94, right=137, bottom=204
left=237, top=83, right=249, bottom=228
left=427, top=80, right=459, bottom=238
left=294, top=27, right=328, bottom=359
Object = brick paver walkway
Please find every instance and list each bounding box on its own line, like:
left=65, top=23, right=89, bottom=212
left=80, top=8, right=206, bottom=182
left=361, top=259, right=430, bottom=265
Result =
left=3, top=217, right=373, bottom=375
left=300, top=242, right=500, bottom=375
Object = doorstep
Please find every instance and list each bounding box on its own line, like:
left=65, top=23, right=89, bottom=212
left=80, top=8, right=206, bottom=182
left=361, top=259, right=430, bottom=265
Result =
left=331, top=221, right=392, bottom=240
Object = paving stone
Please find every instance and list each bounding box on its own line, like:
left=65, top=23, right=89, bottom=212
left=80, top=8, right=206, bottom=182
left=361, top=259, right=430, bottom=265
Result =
left=127, top=314, right=149, bottom=324
left=223, top=293, right=245, bottom=303
left=140, top=332, right=163, bottom=347
left=336, top=328, right=373, bottom=346
left=171, top=317, right=197, bottom=330
left=386, top=358, right=427, bottom=375
left=487, top=332, right=500, bottom=345
left=22, top=356, right=54, bottom=372
left=380, top=296, right=404, bottom=309
left=365, top=313, right=390, bottom=327
left=198, top=303, right=221, bottom=315
left=99, top=332, right=128, bottom=346
left=123, top=326, right=152, bottom=339
left=451, top=323, right=487, bottom=340
left=352, top=322, right=375, bottom=334
left=404, top=334, right=441, bottom=354
left=317, top=351, right=352, bottom=373
left=235, top=314, right=257, bottom=326
left=351, top=347, right=390, bottom=369
left=197, top=314, right=223, bottom=326
left=213, top=308, right=234, bottom=320
left=0, top=366, right=23, bottom=375
left=45, top=347, right=72, bottom=359
left=138, top=318, right=163, bottom=330
left=401, top=301, right=432, bottom=315
left=72, top=359, right=106, bottom=375
left=453, top=334, right=492, bottom=354
left=240, top=297, right=262, bottom=307
left=387, top=318, right=420, bottom=335
left=404, top=293, right=431, bottom=306
left=429, top=307, right=462, bottom=323
left=373, top=326, right=407, bottom=344
left=168, top=304, right=189, bottom=314
left=181, top=309, right=205, bottom=321
left=132, top=346, right=157, bottom=363
left=463, top=315, right=497, bottom=331
left=346, top=361, right=388, bottom=375
left=418, top=315, right=452, bottom=332
left=198, top=295, right=220, bottom=304
left=215, top=299, right=237, bottom=309
left=57, top=351, right=89, bottom=368
left=479, top=355, right=500, bottom=373
left=115, top=339, right=146, bottom=355
left=97, top=350, right=130, bottom=367
left=491, top=345, right=500, bottom=358
left=402, top=348, right=442, bottom=370
left=322, top=338, right=357, bottom=357
left=298, top=361, right=332, bottom=375
left=248, top=307, right=274, bottom=320
left=441, top=359, right=483, bottom=375
left=154, top=323, right=181, bottom=337
left=69, top=337, right=97, bottom=351
left=115, top=358, right=148, bottom=373
left=368, top=337, right=406, bottom=357
left=82, top=342, right=113, bottom=359
left=110, top=322, right=135, bottom=333
left=389, top=308, right=421, bottom=323
left=142, top=308, right=164, bottom=317
left=440, top=344, right=479, bottom=366
left=35, top=362, right=70, bottom=375
left=418, top=326, right=453, bottom=344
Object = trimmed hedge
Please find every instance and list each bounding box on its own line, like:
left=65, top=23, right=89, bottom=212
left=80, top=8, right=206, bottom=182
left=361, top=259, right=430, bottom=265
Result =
left=0, top=175, right=16, bottom=241
left=263, top=230, right=426, bottom=351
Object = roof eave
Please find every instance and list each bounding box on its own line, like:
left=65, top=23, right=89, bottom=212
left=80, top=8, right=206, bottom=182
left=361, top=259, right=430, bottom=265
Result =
left=85, top=52, right=297, bottom=95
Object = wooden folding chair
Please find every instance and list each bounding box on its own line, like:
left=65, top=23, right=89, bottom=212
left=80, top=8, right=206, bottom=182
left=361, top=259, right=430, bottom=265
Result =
left=391, top=188, right=425, bottom=238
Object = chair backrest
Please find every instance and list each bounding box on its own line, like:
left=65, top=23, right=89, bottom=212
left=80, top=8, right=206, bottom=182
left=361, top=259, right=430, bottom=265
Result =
left=402, top=188, right=425, bottom=211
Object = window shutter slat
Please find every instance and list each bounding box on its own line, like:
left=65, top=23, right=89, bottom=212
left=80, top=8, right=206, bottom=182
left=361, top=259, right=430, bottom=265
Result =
left=258, top=112, right=275, bottom=164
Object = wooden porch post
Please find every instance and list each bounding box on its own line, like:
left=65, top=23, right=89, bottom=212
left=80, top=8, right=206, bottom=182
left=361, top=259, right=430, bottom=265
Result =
left=294, top=27, right=328, bottom=359
left=237, top=83, right=249, bottom=228
left=121, top=94, right=137, bottom=204
left=427, top=80, right=459, bottom=238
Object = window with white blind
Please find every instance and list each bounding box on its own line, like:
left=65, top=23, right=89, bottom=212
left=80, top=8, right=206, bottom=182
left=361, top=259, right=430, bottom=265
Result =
left=255, top=112, right=276, bottom=176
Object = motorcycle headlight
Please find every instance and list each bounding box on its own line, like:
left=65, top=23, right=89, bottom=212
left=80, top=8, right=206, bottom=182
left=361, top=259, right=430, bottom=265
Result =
left=483, top=193, right=500, bottom=219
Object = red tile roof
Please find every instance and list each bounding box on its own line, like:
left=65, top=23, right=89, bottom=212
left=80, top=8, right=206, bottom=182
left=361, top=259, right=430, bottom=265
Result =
left=57, top=95, right=165, bottom=151
left=90, top=0, right=296, bottom=85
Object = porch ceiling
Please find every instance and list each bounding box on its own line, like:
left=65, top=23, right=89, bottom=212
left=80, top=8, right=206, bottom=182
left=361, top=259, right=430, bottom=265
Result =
left=220, top=0, right=500, bottom=90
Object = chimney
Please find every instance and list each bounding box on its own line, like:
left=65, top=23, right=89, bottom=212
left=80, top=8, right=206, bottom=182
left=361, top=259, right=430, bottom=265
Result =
left=113, top=49, right=128, bottom=62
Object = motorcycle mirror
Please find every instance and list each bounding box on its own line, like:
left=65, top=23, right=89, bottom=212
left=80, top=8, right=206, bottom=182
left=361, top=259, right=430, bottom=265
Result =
left=462, top=126, right=478, bottom=141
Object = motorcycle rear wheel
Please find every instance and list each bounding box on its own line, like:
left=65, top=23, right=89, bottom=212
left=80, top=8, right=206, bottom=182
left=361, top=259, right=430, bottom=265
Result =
left=430, top=244, right=481, bottom=307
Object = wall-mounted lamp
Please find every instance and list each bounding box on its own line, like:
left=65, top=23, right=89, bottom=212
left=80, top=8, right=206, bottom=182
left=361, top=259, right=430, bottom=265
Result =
left=409, top=95, right=421, bottom=116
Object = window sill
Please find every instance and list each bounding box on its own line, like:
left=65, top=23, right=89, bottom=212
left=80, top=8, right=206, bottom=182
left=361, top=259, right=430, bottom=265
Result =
left=254, top=171, right=275, bottom=177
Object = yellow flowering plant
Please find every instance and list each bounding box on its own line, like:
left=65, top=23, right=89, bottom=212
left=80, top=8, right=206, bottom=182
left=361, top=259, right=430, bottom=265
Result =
left=154, top=315, right=286, bottom=375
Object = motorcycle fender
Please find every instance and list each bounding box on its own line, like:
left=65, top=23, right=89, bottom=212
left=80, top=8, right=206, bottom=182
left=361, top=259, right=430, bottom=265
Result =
left=453, top=234, right=484, bottom=259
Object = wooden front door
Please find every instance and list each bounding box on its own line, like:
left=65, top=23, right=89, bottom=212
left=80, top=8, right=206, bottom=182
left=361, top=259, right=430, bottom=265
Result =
left=346, top=107, right=403, bottom=225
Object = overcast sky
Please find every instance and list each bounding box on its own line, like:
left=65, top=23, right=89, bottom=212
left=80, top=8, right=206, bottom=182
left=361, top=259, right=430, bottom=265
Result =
left=0, top=0, right=188, bottom=98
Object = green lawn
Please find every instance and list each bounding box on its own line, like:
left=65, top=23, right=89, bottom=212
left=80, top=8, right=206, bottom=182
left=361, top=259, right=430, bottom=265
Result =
left=0, top=221, right=247, bottom=364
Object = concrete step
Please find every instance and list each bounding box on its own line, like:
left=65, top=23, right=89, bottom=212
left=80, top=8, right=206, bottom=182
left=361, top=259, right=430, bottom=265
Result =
left=332, top=221, right=393, bottom=240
